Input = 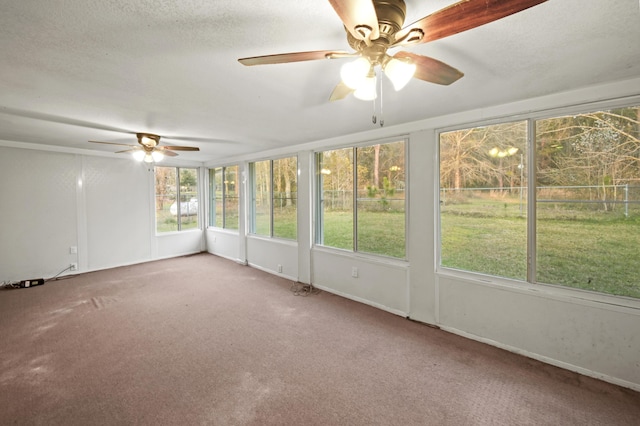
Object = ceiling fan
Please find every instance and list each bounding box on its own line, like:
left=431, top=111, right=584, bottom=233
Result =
left=238, top=0, right=548, bottom=101
left=89, top=133, right=200, bottom=163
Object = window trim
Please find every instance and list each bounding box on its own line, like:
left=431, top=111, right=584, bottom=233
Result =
left=248, top=155, right=298, bottom=241
left=208, top=165, right=240, bottom=231
left=314, top=137, right=409, bottom=260
left=154, top=166, right=200, bottom=234
left=435, top=96, right=640, bottom=307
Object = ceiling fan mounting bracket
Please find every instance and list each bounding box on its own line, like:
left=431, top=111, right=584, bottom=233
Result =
left=136, top=132, right=161, bottom=148
left=346, top=0, right=407, bottom=64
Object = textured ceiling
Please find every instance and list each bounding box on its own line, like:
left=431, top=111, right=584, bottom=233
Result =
left=0, top=0, right=639, bottom=163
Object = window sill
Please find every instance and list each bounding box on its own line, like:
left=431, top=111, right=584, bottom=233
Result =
left=437, top=267, right=640, bottom=315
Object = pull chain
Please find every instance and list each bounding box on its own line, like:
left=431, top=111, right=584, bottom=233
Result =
left=379, top=72, right=384, bottom=127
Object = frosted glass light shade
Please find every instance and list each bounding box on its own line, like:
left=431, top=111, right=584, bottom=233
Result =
left=353, top=75, right=377, bottom=101
left=151, top=151, right=164, bottom=162
left=132, top=150, right=146, bottom=161
left=340, top=57, right=371, bottom=90
left=384, top=58, right=416, bottom=91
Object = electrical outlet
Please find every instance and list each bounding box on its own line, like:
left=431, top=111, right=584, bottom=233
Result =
left=351, top=267, right=358, bottom=278
left=70, top=263, right=78, bottom=271
left=70, top=246, right=77, bottom=254
left=277, top=264, right=283, bottom=273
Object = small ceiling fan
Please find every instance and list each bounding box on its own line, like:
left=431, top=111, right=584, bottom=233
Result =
left=89, top=133, right=200, bottom=163
left=238, top=0, right=548, bottom=101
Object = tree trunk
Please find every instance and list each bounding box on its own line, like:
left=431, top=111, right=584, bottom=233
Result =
left=374, top=144, right=380, bottom=188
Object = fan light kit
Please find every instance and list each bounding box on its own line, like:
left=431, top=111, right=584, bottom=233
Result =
left=238, top=0, right=548, bottom=125
left=89, top=132, right=200, bottom=162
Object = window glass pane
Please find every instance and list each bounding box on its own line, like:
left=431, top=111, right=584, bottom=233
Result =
left=356, top=141, right=406, bottom=258
left=536, top=107, right=640, bottom=298
left=209, top=168, right=223, bottom=228
left=318, top=148, right=354, bottom=250
left=273, top=157, right=297, bottom=240
left=440, top=121, right=528, bottom=279
left=224, top=166, right=239, bottom=230
left=252, top=161, right=271, bottom=235
left=155, top=167, right=178, bottom=233
left=178, top=168, right=199, bottom=230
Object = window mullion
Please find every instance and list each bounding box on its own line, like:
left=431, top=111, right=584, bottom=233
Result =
left=176, top=168, right=182, bottom=231
left=221, top=168, right=225, bottom=229
left=353, top=146, right=358, bottom=253
left=270, top=160, right=274, bottom=237
left=527, top=119, right=537, bottom=284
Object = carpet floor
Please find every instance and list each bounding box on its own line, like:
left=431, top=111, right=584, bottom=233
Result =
left=1, top=253, right=638, bottom=425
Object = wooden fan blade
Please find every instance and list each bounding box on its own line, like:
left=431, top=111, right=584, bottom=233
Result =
left=329, top=81, right=354, bottom=101
left=161, top=150, right=178, bottom=157
left=115, top=148, right=142, bottom=154
left=158, top=146, right=200, bottom=152
left=239, top=50, right=349, bottom=66
left=89, top=140, right=137, bottom=148
left=394, top=51, right=464, bottom=86
left=328, top=0, right=380, bottom=41
left=393, top=0, right=548, bottom=46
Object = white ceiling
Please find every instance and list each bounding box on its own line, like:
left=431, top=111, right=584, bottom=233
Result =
left=1, top=0, right=639, bottom=163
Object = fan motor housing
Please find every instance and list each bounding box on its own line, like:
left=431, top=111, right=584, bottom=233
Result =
left=347, top=0, right=406, bottom=51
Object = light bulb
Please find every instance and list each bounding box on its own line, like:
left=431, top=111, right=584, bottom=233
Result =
left=384, top=58, right=416, bottom=91
left=132, top=150, right=146, bottom=162
left=353, top=74, right=377, bottom=100
left=151, top=151, right=164, bottom=162
left=340, top=57, right=371, bottom=90
left=143, top=153, right=154, bottom=163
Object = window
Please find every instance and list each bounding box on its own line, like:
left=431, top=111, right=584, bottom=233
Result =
left=209, top=165, right=239, bottom=230
left=316, top=140, right=406, bottom=259
left=535, top=108, right=640, bottom=297
left=155, top=167, right=199, bottom=233
left=249, top=157, right=297, bottom=240
left=439, top=105, right=640, bottom=299
left=439, top=121, right=528, bottom=280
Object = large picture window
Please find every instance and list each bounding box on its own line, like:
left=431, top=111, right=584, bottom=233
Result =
left=440, top=121, right=528, bottom=280
left=155, top=167, right=199, bottom=233
left=439, top=105, right=640, bottom=299
left=316, top=140, right=406, bottom=259
left=209, top=165, right=239, bottom=230
left=249, top=156, right=297, bottom=240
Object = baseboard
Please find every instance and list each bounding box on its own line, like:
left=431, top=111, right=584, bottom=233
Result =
left=438, top=325, right=640, bottom=393
left=247, top=262, right=296, bottom=282
left=312, top=283, right=408, bottom=318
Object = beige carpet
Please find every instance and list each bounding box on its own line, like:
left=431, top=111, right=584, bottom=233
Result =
left=1, top=253, right=638, bottom=425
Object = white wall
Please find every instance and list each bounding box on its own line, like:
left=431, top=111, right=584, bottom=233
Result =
left=206, top=77, right=640, bottom=391
left=0, top=147, right=78, bottom=280
left=0, top=146, right=204, bottom=280
left=2, top=78, right=638, bottom=392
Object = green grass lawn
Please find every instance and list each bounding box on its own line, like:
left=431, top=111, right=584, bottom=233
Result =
left=156, top=208, right=199, bottom=233
left=322, top=210, right=406, bottom=258
left=441, top=196, right=640, bottom=299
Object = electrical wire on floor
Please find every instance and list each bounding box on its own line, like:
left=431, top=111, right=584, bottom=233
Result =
left=45, top=265, right=76, bottom=282
left=1, top=264, right=77, bottom=289
left=290, top=281, right=320, bottom=297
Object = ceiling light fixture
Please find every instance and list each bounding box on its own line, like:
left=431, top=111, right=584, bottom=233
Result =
left=384, top=57, right=416, bottom=91
left=340, top=55, right=416, bottom=101
left=132, top=150, right=146, bottom=162
left=340, top=57, right=371, bottom=90
left=353, top=71, right=377, bottom=101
